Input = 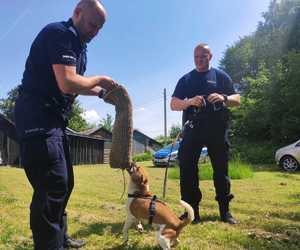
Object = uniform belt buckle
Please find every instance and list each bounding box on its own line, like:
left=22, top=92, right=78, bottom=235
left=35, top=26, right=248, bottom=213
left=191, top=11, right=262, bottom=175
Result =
left=213, top=103, right=223, bottom=112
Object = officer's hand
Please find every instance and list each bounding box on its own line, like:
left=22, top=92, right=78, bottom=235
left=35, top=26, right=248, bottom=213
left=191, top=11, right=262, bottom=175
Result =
left=98, top=76, right=118, bottom=91
left=207, top=93, right=224, bottom=104
left=188, top=95, right=205, bottom=107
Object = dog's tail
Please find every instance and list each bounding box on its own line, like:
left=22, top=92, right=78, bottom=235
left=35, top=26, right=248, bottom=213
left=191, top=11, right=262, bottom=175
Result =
left=179, top=200, right=194, bottom=227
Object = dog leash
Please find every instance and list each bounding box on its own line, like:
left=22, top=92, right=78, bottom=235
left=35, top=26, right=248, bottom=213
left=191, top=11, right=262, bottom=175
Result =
left=162, top=132, right=182, bottom=198
left=120, top=169, right=127, bottom=200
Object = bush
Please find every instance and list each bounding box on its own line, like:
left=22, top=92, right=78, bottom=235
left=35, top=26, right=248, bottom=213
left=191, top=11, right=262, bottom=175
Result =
left=133, top=151, right=152, bottom=162
left=231, top=140, right=278, bottom=165
left=168, top=158, right=253, bottom=180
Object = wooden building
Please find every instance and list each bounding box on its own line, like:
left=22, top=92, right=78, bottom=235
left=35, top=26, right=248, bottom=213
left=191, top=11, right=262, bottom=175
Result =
left=0, top=114, right=108, bottom=166
left=82, top=127, right=162, bottom=156
left=0, top=114, right=19, bottom=165
left=66, top=128, right=108, bottom=165
left=0, top=113, right=162, bottom=166
left=132, top=129, right=162, bottom=154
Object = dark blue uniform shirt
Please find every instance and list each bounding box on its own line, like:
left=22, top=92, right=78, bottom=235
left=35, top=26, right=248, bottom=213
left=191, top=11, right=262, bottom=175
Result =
left=15, top=19, right=87, bottom=139
left=172, top=68, right=236, bottom=123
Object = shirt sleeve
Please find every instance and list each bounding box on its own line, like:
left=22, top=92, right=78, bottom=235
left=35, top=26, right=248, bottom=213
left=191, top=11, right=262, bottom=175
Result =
left=222, top=72, right=236, bottom=95
left=47, top=30, right=78, bottom=66
left=172, top=76, right=188, bottom=99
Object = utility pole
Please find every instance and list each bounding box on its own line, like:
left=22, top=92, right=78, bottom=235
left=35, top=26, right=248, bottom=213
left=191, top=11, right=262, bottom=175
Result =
left=163, top=88, right=168, bottom=198
left=163, top=88, right=167, bottom=145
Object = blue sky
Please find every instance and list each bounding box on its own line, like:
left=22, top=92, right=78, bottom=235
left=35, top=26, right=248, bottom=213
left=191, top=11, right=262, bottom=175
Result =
left=0, top=0, right=270, bottom=137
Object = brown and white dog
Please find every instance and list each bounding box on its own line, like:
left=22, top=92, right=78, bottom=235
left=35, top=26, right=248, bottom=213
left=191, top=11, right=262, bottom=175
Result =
left=122, top=164, right=194, bottom=250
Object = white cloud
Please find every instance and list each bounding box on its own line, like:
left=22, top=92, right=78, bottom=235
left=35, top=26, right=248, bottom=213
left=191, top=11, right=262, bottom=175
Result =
left=81, top=109, right=101, bottom=125
left=134, top=107, right=146, bottom=112
left=133, top=101, right=182, bottom=138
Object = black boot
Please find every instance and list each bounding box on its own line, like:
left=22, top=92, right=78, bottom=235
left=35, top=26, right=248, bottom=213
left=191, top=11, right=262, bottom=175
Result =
left=63, top=236, right=86, bottom=249
left=62, top=213, right=85, bottom=249
left=218, top=201, right=237, bottom=225
left=192, top=205, right=201, bottom=224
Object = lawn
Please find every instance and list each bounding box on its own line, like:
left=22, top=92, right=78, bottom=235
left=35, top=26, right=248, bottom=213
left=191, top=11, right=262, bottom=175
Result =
left=1, top=162, right=300, bottom=250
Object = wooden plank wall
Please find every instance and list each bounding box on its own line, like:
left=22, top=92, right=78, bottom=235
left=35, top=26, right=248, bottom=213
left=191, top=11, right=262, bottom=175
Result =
left=0, top=131, right=19, bottom=166
left=103, top=141, right=111, bottom=164
left=7, top=138, right=19, bottom=165
left=69, top=136, right=104, bottom=165
left=0, top=131, right=5, bottom=165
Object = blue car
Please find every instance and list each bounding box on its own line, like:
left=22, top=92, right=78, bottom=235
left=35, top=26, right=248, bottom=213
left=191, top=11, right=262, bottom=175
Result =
left=152, top=141, right=208, bottom=167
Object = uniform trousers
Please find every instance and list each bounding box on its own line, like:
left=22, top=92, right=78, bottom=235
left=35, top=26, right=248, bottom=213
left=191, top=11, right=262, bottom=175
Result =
left=178, top=117, right=233, bottom=210
left=20, top=134, right=73, bottom=250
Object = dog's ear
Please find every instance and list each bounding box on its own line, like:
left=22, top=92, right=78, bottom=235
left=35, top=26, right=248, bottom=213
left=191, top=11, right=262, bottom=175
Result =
left=140, top=175, right=145, bottom=185
left=139, top=174, right=149, bottom=195
left=131, top=173, right=140, bottom=184
left=140, top=174, right=148, bottom=185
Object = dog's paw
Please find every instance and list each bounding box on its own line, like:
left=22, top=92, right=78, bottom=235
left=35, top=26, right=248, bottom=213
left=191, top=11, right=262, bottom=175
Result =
left=171, top=238, right=180, bottom=247
left=136, top=223, right=144, bottom=233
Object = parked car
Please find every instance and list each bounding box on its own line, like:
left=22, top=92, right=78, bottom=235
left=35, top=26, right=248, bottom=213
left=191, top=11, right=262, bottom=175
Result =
left=275, top=139, right=300, bottom=172
left=152, top=141, right=208, bottom=167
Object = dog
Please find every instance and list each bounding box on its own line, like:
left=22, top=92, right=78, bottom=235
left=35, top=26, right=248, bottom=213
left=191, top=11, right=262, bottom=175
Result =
left=122, top=164, right=194, bottom=250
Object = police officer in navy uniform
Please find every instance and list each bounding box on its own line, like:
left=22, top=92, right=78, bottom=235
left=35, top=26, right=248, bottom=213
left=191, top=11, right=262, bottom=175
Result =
left=171, top=43, right=240, bottom=224
left=14, top=1, right=116, bottom=249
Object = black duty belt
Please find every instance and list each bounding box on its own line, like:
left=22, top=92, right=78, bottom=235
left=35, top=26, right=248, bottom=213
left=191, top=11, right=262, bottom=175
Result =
left=18, top=87, right=75, bottom=123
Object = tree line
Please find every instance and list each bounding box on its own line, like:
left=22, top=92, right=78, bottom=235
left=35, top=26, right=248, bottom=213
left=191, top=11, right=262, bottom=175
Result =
left=0, top=87, right=113, bottom=132
left=220, top=0, right=300, bottom=145
left=1, top=0, right=299, bottom=155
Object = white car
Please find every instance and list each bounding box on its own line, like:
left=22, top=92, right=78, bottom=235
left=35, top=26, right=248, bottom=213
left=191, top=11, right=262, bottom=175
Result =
left=275, top=139, right=300, bottom=172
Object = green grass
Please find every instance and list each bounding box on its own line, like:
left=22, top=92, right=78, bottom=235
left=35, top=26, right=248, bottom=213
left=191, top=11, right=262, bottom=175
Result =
left=1, top=162, right=300, bottom=249
left=168, top=159, right=254, bottom=180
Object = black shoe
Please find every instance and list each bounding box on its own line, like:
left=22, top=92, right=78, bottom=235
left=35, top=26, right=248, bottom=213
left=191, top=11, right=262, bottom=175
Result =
left=63, top=237, right=86, bottom=249
left=192, top=217, right=201, bottom=224
left=221, top=212, right=238, bottom=224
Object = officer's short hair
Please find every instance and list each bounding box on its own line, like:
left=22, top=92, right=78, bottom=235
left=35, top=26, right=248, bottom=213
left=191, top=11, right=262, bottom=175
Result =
left=194, top=43, right=212, bottom=54
left=77, top=0, right=103, bottom=8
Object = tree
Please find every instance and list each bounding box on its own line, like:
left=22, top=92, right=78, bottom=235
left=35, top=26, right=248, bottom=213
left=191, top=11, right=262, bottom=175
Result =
left=0, top=86, right=19, bottom=121
left=221, top=0, right=300, bottom=144
left=169, top=124, right=181, bottom=139
left=68, top=100, right=92, bottom=132
left=99, top=113, right=114, bottom=132
left=0, top=87, right=91, bottom=132
left=154, top=135, right=172, bottom=145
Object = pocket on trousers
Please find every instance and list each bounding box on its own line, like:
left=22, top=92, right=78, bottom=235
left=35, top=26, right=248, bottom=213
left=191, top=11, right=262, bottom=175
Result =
left=45, top=137, right=64, bottom=165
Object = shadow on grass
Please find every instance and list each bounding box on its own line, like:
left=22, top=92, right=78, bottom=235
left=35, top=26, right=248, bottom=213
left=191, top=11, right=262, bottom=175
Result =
left=199, top=214, right=220, bottom=223
left=268, top=211, right=300, bottom=222
left=73, top=222, right=162, bottom=250
left=73, top=222, right=124, bottom=238
left=104, top=242, right=160, bottom=250
left=289, top=193, right=300, bottom=202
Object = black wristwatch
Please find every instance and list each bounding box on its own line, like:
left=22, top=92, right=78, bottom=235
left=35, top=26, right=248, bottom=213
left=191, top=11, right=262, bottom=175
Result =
left=98, top=89, right=107, bottom=99
left=222, top=94, right=228, bottom=103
